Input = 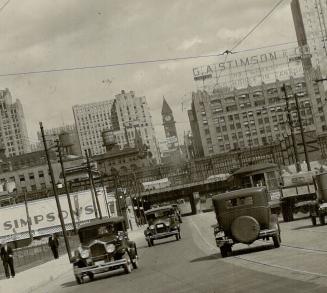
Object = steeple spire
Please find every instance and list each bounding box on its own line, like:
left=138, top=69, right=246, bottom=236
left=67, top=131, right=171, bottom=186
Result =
left=161, top=96, right=173, bottom=115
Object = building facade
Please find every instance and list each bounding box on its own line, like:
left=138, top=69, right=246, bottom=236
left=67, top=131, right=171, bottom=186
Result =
left=110, top=90, right=160, bottom=163
left=291, top=0, right=327, bottom=79
left=0, top=89, right=30, bottom=157
left=73, top=91, right=160, bottom=163
left=73, top=100, right=114, bottom=156
left=189, top=72, right=327, bottom=157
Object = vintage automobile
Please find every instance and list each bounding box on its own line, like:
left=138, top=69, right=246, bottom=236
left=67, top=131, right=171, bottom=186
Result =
left=144, top=205, right=181, bottom=246
left=310, top=172, right=327, bottom=226
left=212, top=186, right=281, bottom=257
left=72, top=217, right=138, bottom=284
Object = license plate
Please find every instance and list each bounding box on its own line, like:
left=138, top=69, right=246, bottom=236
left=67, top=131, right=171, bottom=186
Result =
left=95, top=260, right=105, bottom=266
left=156, top=224, right=164, bottom=228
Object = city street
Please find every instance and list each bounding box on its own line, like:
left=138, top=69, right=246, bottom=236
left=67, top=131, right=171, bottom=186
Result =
left=35, top=213, right=327, bottom=293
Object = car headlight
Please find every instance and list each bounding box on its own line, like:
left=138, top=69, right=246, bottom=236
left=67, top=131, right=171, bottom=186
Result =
left=215, top=230, right=225, bottom=238
left=105, top=243, right=116, bottom=253
left=149, top=225, right=155, bottom=230
left=80, top=248, right=90, bottom=259
left=213, top=226, right=220, bottom=235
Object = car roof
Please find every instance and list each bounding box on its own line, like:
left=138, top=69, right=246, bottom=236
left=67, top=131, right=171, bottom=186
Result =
left=145, top=205, right=174, bottom=214
left=78, top=217, right=125, bottom=231
left=212, top=186, right=266, bottom=202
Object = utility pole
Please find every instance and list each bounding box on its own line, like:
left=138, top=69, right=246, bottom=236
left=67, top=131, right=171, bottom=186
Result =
left=281, top=84, right=301, bottom=172
left=294, top=94, right=311, bottom=171
left=84, top=149, right=101, bottom=219
left=39, top=122, right=72, bottom=262
left=55, top=139, right=77, bottom=233
left=114, top=174, right=122, bottom=216
left=100, top=173, right=110, bottom=218
left=23, top=192, right=33, bottom=242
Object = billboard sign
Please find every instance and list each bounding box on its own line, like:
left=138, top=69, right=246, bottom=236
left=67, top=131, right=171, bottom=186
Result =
left=0, top=189, right=108, bottom=238
left=193, top=46, right=305, bottom=90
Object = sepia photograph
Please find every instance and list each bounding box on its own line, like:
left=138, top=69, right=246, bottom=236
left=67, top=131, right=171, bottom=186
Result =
left=0, top=0, right=327, bottom=292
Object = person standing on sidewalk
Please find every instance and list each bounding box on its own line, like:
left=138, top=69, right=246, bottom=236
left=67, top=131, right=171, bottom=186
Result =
left=0, top=241, right=15, bottom=278
left=48, top=234, right=59, bottom=259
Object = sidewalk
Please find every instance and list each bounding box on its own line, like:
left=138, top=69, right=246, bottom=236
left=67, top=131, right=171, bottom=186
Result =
left=0, top=254, right=72, bottom=293
left=0, top=226, right=146, bottom=293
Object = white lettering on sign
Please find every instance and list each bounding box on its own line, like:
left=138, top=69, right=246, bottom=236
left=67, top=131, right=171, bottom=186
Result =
left=0, top=189, right=108, bottom=237
left=192, top=47, right=304, bottom=89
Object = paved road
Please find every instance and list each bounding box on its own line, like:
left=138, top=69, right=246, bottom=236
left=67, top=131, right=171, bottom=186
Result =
left=37, top=213, right=327, bottom=293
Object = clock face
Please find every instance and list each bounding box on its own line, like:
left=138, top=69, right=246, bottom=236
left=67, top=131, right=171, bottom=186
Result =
left=164, top=115, right=172, bottom=122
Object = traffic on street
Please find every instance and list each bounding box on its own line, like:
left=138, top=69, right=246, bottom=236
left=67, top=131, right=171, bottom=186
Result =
left=34, top=212, right=327, bottom=293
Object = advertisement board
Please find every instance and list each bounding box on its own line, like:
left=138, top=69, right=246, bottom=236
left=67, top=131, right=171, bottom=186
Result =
left=0, top=189, right=109, bottom=238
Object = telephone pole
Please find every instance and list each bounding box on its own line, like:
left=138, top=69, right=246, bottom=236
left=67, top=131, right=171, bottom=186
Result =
left=55, top=139, right=77, bottom=233
left=39, top=122, right=72, bottom=262
left=294, top=94, right=311, bottom=171
left=281, top=84, right=301, bottom=172
left=85, top=149, right=102, bottom=219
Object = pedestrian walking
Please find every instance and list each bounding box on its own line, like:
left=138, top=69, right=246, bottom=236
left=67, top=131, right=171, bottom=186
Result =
left=0, top=241, right=15, bottom=278
left=48, top=234, right=59, bottom=259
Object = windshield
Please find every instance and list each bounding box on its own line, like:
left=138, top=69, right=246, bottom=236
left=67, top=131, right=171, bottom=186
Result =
left=79, top=222, right=123, bottom=245
left=146, top=209, right=174, bottom=224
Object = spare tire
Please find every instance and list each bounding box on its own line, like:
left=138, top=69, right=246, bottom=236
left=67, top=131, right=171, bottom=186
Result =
left=231, top=216, right=260, bottom=244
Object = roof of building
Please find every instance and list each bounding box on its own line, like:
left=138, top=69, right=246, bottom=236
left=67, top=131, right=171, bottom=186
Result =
left=232, top=163, right=278, bottom=175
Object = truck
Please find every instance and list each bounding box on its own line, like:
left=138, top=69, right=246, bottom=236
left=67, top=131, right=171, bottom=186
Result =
left=309, top=171, right=327, bottom=226
left=280, top=171, right=317, bottom=222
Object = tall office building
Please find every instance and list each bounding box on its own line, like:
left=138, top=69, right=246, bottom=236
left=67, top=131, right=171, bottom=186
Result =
left=0, top=89, right=30, bottom=157
left=111, top=90, right=160, bottom=163
left=73, top=91, right=160, bottom=163
left=73, top=100, right=114, bottom=155
left=189, top=72, right=327, bottom=157
left=291, top=0, right=327, bottom=78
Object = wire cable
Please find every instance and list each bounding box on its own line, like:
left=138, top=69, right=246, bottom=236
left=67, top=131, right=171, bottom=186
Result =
left=0, top=0, right=10, bottom=13
left=231, top=0, right=286, bottom=51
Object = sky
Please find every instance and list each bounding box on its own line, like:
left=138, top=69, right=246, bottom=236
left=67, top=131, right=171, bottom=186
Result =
left=0, top=0, right=297, bottom=145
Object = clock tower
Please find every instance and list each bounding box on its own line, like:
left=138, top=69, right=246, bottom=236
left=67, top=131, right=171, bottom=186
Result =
left=162, top=97, right=177, bottom=140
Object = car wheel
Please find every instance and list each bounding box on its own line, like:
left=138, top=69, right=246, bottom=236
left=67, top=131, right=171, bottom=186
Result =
left=75, top=275, right=83, bottom=285
left=220, top=244, right=232, bottom=258
left=87, top=273, right=94, bottom=281
left=282, top=203, right=294, bottom=222
left=132, top=258, right=139, bottom=269
left=319, top=215, right=326, bottom=225
left=311, top=216, right=317, bottom=226
left=124, top=255, right=133, bottom=274
left=272, top=233, right=281, bottom=248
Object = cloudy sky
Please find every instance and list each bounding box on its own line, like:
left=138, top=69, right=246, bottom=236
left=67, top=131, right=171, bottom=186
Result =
left=0, top=0, right=297, bottom=144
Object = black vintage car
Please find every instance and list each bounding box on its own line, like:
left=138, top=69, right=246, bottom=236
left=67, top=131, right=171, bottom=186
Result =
left=144, top=205, right=181, bottom=246
left=72, top=217, right=138, bottom=284
left=212, top=187, right=281, bottom=257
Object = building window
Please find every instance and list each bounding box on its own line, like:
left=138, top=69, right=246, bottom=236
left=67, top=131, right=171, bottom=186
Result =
left=38, top=170, right=44, bottom=178
left=19, top=175, right=25, bottom=182
left=29, top=173, right=35, bottom=180
left=31, top=185, right=37, bottom=191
